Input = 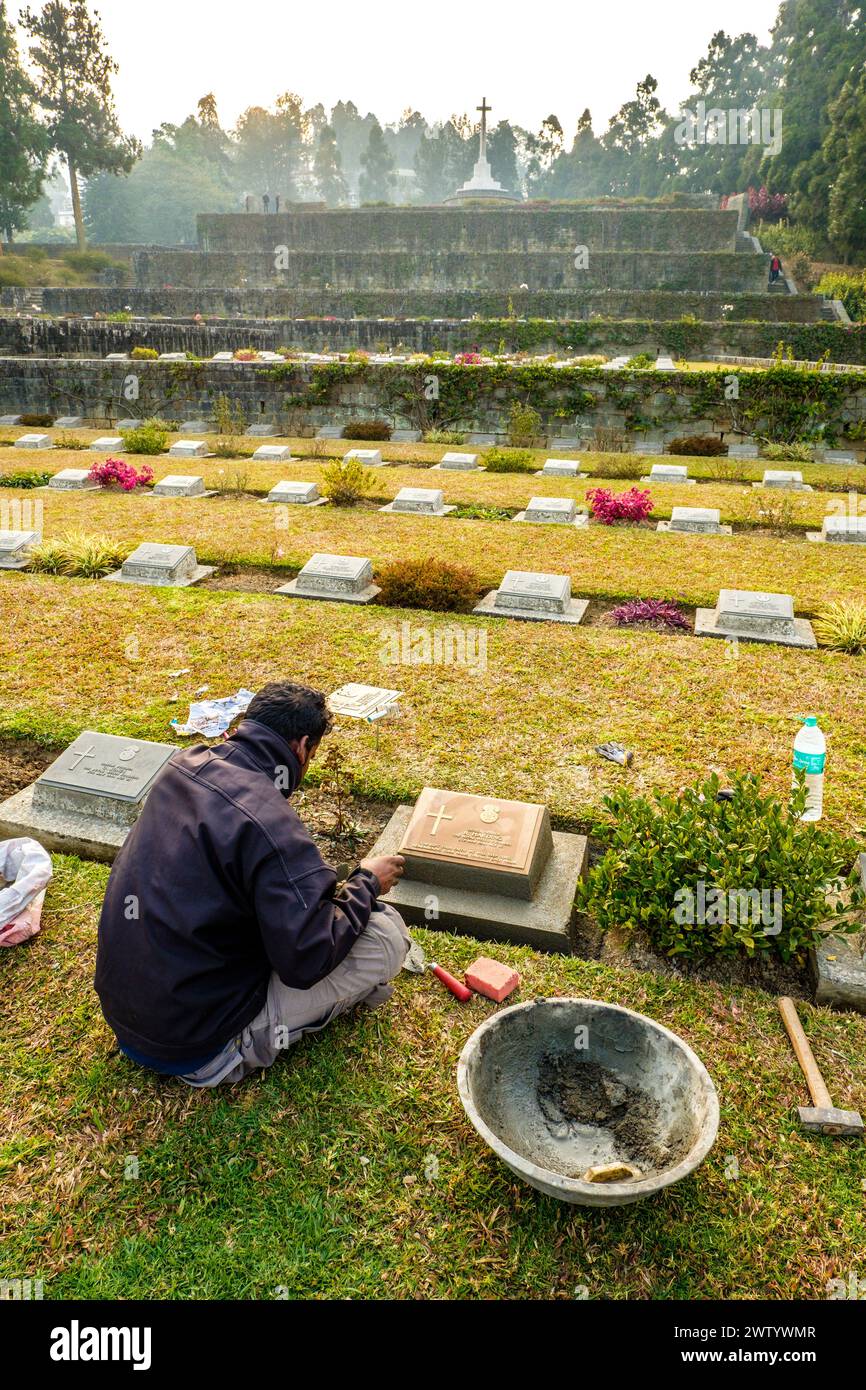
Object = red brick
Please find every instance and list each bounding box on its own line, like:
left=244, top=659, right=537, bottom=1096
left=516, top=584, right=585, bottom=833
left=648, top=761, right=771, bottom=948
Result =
left=465, top=956, right=520, bottom=1003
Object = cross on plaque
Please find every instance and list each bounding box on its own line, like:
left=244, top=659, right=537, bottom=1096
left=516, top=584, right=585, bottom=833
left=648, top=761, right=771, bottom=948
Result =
left=426, top=804, right=454, bottom=836
left=477, top=96, right=491, bottom=158
left=68, top=743, right=96, bottom=771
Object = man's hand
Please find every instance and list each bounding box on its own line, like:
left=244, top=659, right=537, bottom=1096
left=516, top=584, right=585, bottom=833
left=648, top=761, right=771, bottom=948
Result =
left=360, top=854, right=405, bottom=895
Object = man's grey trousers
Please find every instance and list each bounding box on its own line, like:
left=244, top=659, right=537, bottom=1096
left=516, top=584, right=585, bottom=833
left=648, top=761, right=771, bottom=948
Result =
left=180, top=904, right=411, bottom=1087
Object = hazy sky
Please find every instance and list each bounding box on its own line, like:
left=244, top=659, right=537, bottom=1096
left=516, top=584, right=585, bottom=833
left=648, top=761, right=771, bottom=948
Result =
left=10, top=0, right=782, bottom=140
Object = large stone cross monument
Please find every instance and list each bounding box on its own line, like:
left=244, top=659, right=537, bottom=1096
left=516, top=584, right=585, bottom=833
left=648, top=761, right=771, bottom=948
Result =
left=445, top=96, right=521, bottom=204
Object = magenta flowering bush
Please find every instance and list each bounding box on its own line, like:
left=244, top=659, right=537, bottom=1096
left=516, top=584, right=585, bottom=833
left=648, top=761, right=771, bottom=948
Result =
left=610, top=598, right=690, bottom=631
left=88, top=457, right=154, bottom=491
left=454, top=351, right=482, bottom=364
left=747, top=185, right=788, bottom=221
left=586, top=486, right=654, bottom=525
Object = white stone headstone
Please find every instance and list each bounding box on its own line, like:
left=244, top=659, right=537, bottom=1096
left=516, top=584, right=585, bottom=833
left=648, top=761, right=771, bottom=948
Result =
left=439, top=452, right=480, bottom=470
left=169, top=440, right=209, bottom=458
left=0, top=415, right=22, bottom=426
left=54, top=416, right=83, bottom=428
left=728, top=443, right=759, bottom=459
left=49, top=469, right=99, bottom=491
left=253, top=445, right=294, bottom=462
left=90, top=437, right=123, bottom=451
left=151, top=475, right=207, bottom=498
left=522, top=496, right=578, bottom=524
left=179, top=420, right=208, bottom=434
left=762, top=469, right=806, bottom=488
left=388, top=487, right=447, bottom=515
left=105, top=542, right=213, bottom=588
left=495, top=571, right=571, bottom=615
left=281, top=552, right=378, bottom=603
left=14, top=434, right=52, bottom=450
left=667, top=507, right=723, bottom=534
left=821, top=515, right=866, bottom=543
left=540, top=458, right=583, bottom=478
left=344, top=448, right=382, bottom=467
left=649, top=462, right=688, bottom=482
left=266, top=481, right=322, bottom=505
left=32, top=731, right=177, bottom=827
left=716, top=589, right=795, bottom=636
left=0, top=530, right=39, bottom=568
left=117, top=420, right=141, bottom=431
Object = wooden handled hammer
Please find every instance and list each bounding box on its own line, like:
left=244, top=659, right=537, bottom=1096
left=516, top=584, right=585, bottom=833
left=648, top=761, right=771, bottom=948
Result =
left=777, top=997, right=864, bottom=1137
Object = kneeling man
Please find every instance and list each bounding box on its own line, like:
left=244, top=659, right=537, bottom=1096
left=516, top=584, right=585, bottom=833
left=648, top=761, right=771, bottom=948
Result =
left=95, top=681, right=409, bottom=1086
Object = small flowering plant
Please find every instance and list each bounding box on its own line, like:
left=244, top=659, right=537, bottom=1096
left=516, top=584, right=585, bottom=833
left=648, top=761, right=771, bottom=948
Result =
left=586, top=486, right=654, bottom=525
left=610, top=598, right=690, bottom=632
left=454, top=351, right=482, bottom=364
left=88, top=457, right=154, bottom=492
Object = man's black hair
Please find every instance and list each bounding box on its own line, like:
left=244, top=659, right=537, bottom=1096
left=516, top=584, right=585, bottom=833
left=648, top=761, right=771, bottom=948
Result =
left=245, top=681, right=333, bottom=745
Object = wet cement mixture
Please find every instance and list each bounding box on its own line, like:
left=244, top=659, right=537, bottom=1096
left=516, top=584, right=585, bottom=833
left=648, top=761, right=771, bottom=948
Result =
left=536, top=1052, right=671, bottom=1172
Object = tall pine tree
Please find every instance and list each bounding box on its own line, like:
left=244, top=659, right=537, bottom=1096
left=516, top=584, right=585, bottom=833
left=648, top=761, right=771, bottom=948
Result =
left=22, top=0, right=139, bottom=247
left=358, top=120, right=396, bottom=203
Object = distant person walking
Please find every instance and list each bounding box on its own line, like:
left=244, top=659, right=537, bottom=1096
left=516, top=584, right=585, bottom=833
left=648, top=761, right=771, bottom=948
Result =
left=769, top=254, right=782, bottom=284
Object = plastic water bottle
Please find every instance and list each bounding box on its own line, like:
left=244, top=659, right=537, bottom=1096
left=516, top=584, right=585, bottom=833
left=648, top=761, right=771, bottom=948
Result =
left=793, top=716, right=826, bottom=821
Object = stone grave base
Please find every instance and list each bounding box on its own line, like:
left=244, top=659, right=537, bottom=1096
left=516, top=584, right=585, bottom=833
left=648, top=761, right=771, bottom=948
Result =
left=533, top=469, right=588, bottom=478
left=473, top=592, right=589, bottom=625
left=0, top=555, right=33, bottom=571
left=694, top=609, right=817, bottom=649
left=640, top=476, right=696, bottom=485
left=751, top=481, right=812, bottom=492
left=0, top=784, right=128, bottom=863
left=512, top=511, right=589, bottom=527
left=146, top=490, right=218, bottom=500
left=274, top=579, right=380, bottom=603
left=378, top=502, right=456, bottom=516
left=259, top=496, right=329, bottom=507
left=656, top=521, right=732, bottom=536
left=806, top=532, right=866, bottom=544
left=811, top=929, right=866, bottom=1013
left=430, top=464, right=486, bottom=473
left=103, top=564, right=215, bottom=588
left=368, top=805, right=588, bottom=952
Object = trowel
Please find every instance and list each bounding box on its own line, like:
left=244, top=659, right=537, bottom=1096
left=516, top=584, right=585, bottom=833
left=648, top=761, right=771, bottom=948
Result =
left=403, top=940, right=472, bottom=1002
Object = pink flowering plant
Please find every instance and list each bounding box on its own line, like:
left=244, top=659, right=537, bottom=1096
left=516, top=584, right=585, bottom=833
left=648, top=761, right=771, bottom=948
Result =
left=586, top=486, right=654, bottom=525
left=88, top=457, right=154, bottom=491
left=454, top=351, right=482, bottom=364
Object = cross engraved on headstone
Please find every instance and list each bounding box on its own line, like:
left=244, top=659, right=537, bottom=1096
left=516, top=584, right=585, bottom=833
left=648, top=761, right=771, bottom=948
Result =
left=426, top=805, right=454, bottom=836
left=68, top=744, right=96, bottom=771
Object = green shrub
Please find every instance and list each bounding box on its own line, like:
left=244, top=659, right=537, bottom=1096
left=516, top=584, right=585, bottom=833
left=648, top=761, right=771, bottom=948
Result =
left=579, top=772, right=863, bottom=963
left=507, top=400, right=543, bottom=445
left=63, top=250, right=119, bottom=276
left=376, top=558, right=479, bottom=612
left=341, top=418, right=391, bottom=441
left=813, top=270, right=866, bottom=323
left=130, top=346, right=158, bottom=360
left=30, top=530, right=126, bottom=579
left=625, top=352, right=655, bottom=369
left=120, top=418, right=169, bottom=455
left=814, top=601, right=866, bottom=653
left=763, top=441, right=814, bottom=463
left=320, top=456, right=375, bottom=506
left=668, top=435, right=725, bottom=456
left=483, top=447, right=536, bottom=473
left=0, top=469, right=51, bottom=488
left=19, top=414, right=53, bottom=427
left=452, top=503, right=512, bottom=521
left=212, top=394, right=247, bottom=457
left=55, top=431, right=88, bottom=450
left=423, top=427, right=466, bottom=445
left=0, top=263, right=27, bottom=287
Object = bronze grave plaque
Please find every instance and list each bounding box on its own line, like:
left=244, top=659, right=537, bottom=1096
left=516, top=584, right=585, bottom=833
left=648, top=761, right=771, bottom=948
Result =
left=397, top=787, right=553, bottom=900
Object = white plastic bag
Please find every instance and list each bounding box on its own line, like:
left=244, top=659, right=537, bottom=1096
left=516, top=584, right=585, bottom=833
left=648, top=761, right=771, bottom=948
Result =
left=0, top=838, right=53, bottom=947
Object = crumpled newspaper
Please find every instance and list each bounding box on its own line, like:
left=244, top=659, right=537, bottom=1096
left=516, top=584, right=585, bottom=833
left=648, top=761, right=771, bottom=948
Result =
left=171, top=688, right=256, bottom=739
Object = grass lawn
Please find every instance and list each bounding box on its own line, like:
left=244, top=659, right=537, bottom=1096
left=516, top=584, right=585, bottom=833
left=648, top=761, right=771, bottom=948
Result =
left=2, top=573, right=866, bottom=832
left=1, top=855, right=864, bottom=1300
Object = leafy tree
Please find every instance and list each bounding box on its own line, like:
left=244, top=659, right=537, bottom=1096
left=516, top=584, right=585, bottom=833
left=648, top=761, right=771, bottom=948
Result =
left=524, top=114, right=564, bottom=196
left=358, top=120, right=396, bottom=203
left=603, top=75, right=670, bottom=195
left=487, top=120, right=519, bottom=193
left=232, top=92, right=307, bottom=202
left=84, top=109, right=234, bottom=244
left=823, top=65, right=866, bottom=261
left=313, top=123, right=347, bottom=206
left=763, top=0, right=864, bottom=238
left=0, top=0, right=49, bottom=246
left=21, top=0, right=140, bottom=247
left=330, top=100, right=377, bottom=198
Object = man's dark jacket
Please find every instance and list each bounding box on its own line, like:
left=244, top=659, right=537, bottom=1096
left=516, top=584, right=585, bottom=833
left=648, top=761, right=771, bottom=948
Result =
left=94, top=719, right=380, bottom=1064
